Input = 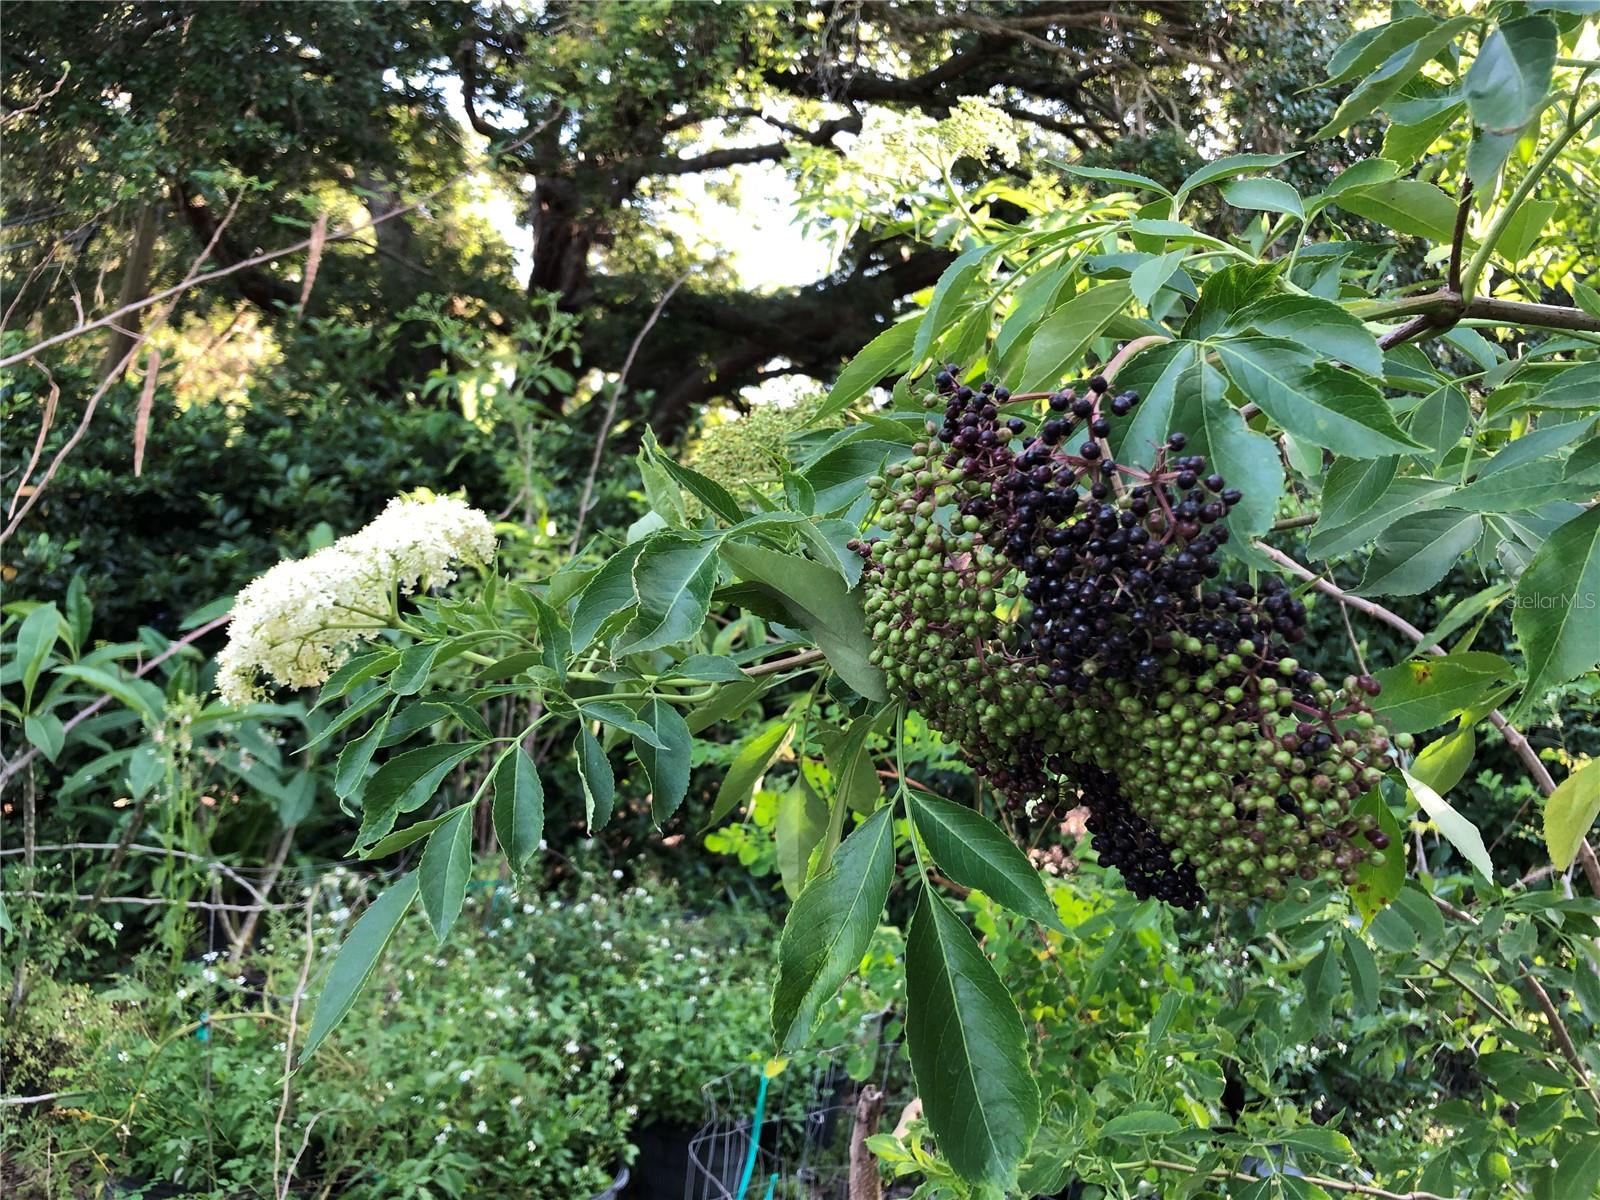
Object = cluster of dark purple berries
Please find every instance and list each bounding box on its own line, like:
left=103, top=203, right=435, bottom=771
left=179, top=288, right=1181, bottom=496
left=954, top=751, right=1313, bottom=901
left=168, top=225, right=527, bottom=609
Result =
left=858, top=365, right=1406, bottom=907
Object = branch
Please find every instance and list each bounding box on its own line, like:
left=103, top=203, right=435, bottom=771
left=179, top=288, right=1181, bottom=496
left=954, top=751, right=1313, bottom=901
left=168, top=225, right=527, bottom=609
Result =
left=1120, top=1159, right=1454, bottom=1200
left=1520, top=970, right=1600, bottom=1112
left=1447, top=182, right=1472, bottom=294
left=1251, top=541, right=1600, bottom=890
left=642, top=114, right=862, bottom=177
left=7, top=890, right=299, bottom=914
left=0, top=120, right=554, bottom=372
left=741, top=649, right=826, bottom=679
left=568, top=273, right=688, bottom=552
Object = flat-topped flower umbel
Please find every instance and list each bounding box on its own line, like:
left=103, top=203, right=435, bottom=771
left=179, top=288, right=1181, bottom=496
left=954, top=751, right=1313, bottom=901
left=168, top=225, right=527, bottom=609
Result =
left=217, top=493, right=495, bottom=705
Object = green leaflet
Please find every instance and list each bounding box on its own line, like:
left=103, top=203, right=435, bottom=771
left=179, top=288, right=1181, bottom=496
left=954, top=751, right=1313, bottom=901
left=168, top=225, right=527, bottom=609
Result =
left=1358, top=510, right=1482, bottom=597
left=1403, top=767, right=1495, bottom=882
left=1513, top=505, right=1600, bottom=713
left=1319, top=456, right=1400, bottom=532
left=576, top=725, right=616, bottom=832
left=491, top=746, right=544, bottom=870
left=709, top=720, right=794, bottom=827
left=1406, top=384, right=1468, bottom=469
left=719, top=541, right=886, bottom=701
left=301, top=872, right=419, bottom=1060
left=1213, top=338, right=1421, bottom=458
left=356, top=742, right=485, bottom=850
left=1350, top=787, right=1406, bottom=926
left=905, top=888, right=1040, bottom=1188
left=1230, top=294, right=1383, bottom=378
left=570, top=542, right=647, bottom=651
left=1107, top=340, right=1198, bottom=468
left=1464, top=15, right=1557, bottom=136
left=775, top=779, right=829, bottom=901
left=1372, top=653, right=1512, bottom=734
left=1309, top=476, right=1454, bottom=559
left=615, top=533, right=720, bottom=656
left=1545, top=758, right=1600, bottom=871
left=906, top=791, right=1064, bottom=931
left=1169, top=361, right=1283, bottom=540
left=1333, top=179, right=1459, bottom=242
left=1316, top=17, right=1476, bottom=138
left=635, top=698, right=693, bottom=825
left=1017, top=282, right=1130, bottom=393
left=771, top=804, right=895, bottom=1050
left=15, top=603, right=62, bottom=712
left=816, top=316, right=924, bottom=424
left=418, top=805, right=473, bottom=940
left=1219, top=176, right=1304, bottom=220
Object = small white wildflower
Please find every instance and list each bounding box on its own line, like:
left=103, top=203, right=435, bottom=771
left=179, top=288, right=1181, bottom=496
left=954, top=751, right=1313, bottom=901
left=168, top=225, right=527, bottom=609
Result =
left=476, top=1120, right=488, bottom=1134
left=565, top=1039, right=581, bottom=1055
left=611, top=869, right=623, bottom=879
left=113, top=921, right=124, bottom=931
left=510, top=1095, right=523, bottom=1108
left=458, top=1069, right=473, bottom=1082
left=217, top=493, right=496, bottom=703
left=526, top=1139, right=537, bottom=1153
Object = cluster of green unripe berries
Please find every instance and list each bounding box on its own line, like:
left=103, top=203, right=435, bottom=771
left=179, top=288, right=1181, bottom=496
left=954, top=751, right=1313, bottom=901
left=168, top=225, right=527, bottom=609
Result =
left=856, top=365, right=1405, bottom=908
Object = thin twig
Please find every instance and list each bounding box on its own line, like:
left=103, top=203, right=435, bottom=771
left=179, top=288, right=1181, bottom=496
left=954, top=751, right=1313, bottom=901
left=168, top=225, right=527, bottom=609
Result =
left=1339, top=600, right=1368, bottom=676
left=1121, top=1159, right=1454, bottom=1200
left=1270, top=514, right=1317, bottom=531
left=274, top=887, right=318, bottom=1200
left=1251, top=540, right=1600, bottom=892
left=1, top=64, right=69, bottom=126
left=7, top=364, right=59, bottom=518
left=1447, top=181, right=1472, bottom=296
left=0, top=842, right=273, bottom=905
left=1519, top=970, right=1600, bottom=1113
left=231, top=825, right=296, bottom=963
left=2, top=187, right=247, bottom=540
left=741, top=648, right=827, bottom=678
left=0, top=122, right=553, bottom=372
left=60, top=797, right=148, bottom=947
left=8, top=890, right=299, bottom=914
left=1378, top=312, right=1440, bottom=352
left=568, top=273, right=689, bottom=553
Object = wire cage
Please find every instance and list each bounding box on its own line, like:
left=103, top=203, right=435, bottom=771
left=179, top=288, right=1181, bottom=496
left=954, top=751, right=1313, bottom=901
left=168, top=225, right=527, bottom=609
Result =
left=683, top=1039, right=911, bottom=1200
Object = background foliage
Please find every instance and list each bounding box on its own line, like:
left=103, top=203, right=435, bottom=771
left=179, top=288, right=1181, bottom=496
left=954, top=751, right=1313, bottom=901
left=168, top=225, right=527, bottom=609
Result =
left=4, top=3, right=1600, bottom=1199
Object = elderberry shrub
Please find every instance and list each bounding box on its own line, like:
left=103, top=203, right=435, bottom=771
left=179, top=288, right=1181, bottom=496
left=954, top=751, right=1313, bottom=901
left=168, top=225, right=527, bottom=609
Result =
left=855, top=366, right=1406, bottom=908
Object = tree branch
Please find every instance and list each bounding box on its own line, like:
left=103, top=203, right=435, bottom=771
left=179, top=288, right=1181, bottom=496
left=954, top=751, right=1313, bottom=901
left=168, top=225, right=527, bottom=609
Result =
left=1252, top=541, right=1600, bottom=891
left=1119, top=1159, right=1453, bottom=1200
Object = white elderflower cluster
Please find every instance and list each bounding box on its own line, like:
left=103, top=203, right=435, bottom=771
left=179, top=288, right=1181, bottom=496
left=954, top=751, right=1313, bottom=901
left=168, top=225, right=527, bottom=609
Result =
left=217, top=493, right=495, bottom=705
left=843, top=96, right=1020, bottom=181
left=940, top=96, right=1021, bottom=168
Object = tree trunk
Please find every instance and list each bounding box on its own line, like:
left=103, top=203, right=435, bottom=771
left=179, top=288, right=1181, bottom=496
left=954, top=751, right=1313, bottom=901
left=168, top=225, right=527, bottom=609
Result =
left=848, top=1085, right=884, bottom=1200
left=97, top=203, right=159, bottom=382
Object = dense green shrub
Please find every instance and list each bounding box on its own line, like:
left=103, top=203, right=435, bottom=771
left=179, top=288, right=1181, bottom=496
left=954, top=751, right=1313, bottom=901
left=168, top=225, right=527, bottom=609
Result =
left=1, top=872, right=789, bottom=1199
left=2, top=357, right=512, bottom=641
